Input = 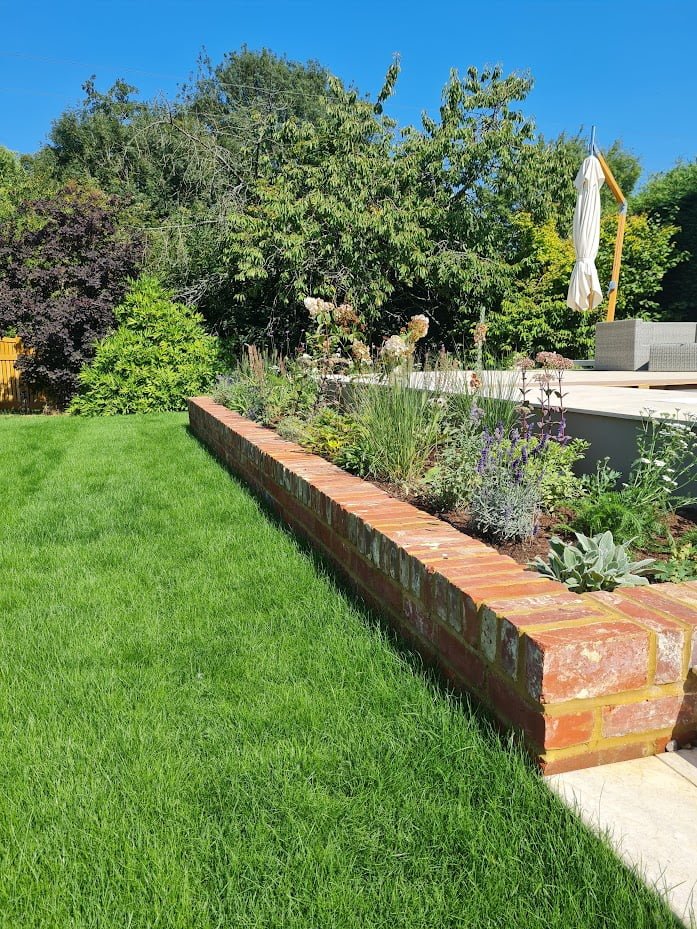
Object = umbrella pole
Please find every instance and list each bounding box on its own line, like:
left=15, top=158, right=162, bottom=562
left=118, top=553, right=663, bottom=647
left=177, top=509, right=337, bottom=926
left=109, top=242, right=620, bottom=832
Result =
left=593, top=147, right=627, bottom=323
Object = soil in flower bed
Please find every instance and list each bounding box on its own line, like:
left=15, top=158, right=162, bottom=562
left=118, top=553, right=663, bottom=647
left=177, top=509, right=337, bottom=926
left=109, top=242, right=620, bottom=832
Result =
left=368, top=478, right=697, bottom=575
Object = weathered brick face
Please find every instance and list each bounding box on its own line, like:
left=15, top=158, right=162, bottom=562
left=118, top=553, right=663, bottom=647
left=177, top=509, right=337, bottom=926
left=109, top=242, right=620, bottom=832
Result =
left=189, top=398, right=697, bottom=774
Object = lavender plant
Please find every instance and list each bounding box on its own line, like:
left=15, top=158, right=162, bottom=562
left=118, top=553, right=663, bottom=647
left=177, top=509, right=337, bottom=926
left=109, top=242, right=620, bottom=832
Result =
left=469, top=425, right=544, bottom=542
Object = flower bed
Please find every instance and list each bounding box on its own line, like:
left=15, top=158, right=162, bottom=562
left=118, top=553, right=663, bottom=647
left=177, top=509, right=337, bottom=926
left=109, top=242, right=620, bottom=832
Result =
left=214, top=351, right=697, bottom=589
left=189, top=396, right=697, bottom=774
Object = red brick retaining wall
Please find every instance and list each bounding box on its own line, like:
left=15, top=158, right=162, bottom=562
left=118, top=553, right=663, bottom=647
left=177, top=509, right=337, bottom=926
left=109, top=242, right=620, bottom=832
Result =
left=189, top=397, right=697, bottom=774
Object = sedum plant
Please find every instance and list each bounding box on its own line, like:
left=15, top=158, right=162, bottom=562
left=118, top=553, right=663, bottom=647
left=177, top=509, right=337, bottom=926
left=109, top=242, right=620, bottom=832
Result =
left=530, top=531, right=654, bottom=593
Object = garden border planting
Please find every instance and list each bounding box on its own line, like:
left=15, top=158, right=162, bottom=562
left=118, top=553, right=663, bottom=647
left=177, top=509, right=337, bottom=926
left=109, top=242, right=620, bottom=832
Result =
left=189, top=397, right=697, bottom=773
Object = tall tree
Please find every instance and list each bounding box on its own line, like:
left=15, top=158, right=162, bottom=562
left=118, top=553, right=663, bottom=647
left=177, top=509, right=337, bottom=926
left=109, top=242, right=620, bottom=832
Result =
left=633, top=160, right=697, bottom=320
left=223, top=63, right=539, bottom=347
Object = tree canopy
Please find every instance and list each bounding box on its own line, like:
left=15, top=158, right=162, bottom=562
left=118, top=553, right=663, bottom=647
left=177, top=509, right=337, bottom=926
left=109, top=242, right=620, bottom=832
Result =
left=632, top=160, right=697, bottom=320
left=0, top=46, right=690, bottom=377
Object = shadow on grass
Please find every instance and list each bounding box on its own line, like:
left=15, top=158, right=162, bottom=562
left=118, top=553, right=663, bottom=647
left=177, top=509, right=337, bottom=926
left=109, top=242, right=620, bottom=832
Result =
left=186, top=423, right=528, bottom=766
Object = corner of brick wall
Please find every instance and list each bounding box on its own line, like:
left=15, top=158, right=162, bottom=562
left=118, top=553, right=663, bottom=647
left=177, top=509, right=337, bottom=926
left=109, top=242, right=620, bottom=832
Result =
left=189, top=397, right=697, bottom=774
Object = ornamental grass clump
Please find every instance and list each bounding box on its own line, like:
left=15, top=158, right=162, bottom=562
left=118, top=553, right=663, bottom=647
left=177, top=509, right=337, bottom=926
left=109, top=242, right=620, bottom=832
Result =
left=531, top=531, right=654, bottom=592
left=349, top=368, right=444, bottom=486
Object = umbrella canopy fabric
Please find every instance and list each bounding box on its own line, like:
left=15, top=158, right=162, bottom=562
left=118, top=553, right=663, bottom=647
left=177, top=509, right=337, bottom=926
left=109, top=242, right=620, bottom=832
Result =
left=567, top=155, right=605, bottom=311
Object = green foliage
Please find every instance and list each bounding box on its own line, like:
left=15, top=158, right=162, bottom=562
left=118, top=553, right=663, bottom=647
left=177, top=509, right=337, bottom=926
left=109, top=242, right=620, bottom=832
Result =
left=626, top=417, right=697, bottom=512
left=70, top=276, right=220, bottom=414
left=276, top=407, right=358, bottom=461
left=487, top=215, right=596, bottom=358
left=23, top=46, right=683, bottom=355
left=565, top=423, right=697, bottom=547
left=596, top=212, right=682, bottom=320
left=188, top=45, right=334, bottom=130
left=487, top=209, right=682, bottom=358
left=533, top=438, right=588, bottom=512
left=633, top=160, right=697, bottom=320
left=531, top=532, right=654, bottom=592
left=213, top=350, right=318, bottom=425
left=442, top=372, right=520, bottom=434
left=569, top=489, right=662, bottom=548
left=420, top=422, right=484, bottom=511
left=652, top=536, right=697, bottom=583
left=46, top=78, right=148, bottom=193
left=223, top=62, right=537, bottom=346
left=0, top=147, right=24, bottom=221
left=0, top=145, right=56, bottom=222
left=348, top=374, right=444, bottom=486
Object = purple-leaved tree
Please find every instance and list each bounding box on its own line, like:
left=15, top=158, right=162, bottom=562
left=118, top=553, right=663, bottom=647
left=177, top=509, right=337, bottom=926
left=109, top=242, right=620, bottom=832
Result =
left=0, top=183, right=143, bottom=407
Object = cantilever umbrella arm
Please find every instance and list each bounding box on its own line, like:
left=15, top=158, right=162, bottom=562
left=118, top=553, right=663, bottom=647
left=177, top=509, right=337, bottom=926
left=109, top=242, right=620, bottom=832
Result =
left=592, top=143, right=627, bottom=322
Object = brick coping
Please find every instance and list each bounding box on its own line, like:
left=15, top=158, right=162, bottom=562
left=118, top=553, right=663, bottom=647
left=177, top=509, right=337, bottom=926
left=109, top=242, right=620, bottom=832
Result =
left=189, top=397, right=697, bottom=774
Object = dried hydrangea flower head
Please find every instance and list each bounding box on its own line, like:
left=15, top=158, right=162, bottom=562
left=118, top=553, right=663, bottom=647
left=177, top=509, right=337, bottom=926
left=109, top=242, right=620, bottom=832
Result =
left=514, top=355, right=536, bottom=371
left=406, top=314, right=429, bottom=342
left=351, top=340, right=372, bottom=364
left=473, top=322, right=488, bottom=347
left=303, top=296, right=334, bottom=319
left=381, top=334, right=411, bottom=360
left=303, top=296, right=320, bottom=318
left=535, top=351, right=574, bottom=371
left=333, top=302, right=361, bottom=329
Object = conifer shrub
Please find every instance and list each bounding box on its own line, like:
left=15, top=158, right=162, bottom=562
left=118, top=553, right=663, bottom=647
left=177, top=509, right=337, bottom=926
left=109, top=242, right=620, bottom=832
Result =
left=70, top=276, right=219, bottom=414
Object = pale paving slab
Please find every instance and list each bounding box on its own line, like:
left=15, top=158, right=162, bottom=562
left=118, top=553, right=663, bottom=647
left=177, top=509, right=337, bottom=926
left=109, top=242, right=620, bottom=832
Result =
left=547, top=751, right=697, bottom=927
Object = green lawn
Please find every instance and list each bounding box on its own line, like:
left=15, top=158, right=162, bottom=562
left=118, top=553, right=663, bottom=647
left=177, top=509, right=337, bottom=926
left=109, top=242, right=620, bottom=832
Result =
left=0, top=413, right=677, bottom=928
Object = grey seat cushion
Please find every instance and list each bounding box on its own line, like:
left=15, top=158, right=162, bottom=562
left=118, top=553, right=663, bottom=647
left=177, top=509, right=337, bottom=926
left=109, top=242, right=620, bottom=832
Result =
left=648, top=343, right=697, bottom=372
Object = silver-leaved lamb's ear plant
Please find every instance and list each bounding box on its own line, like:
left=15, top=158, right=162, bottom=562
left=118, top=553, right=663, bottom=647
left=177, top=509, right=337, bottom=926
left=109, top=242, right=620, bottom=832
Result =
left=530, top=531, right=655, bottom=593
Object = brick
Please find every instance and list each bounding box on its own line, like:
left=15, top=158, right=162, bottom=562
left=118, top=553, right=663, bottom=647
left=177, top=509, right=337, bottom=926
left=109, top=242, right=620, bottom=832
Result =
left=542, top=740, right=658, bottom=776
left=480, top=608, right=499, bottom=662
left=499, top=616, right=520, bottom=677
left=190, top=399, right=685, bottom=774
left=431, top=575, right=461, bottom=630
left=676, top=692, right=697, bottom=733
left=618, top=586, right=697, bottom=669
left=487, top=675, right=594, bottom=751
left=601, top=695, right=683, bottom=738
left=620, top=586, right=697, bottom=627
left=588, top=590, right=686, bottom=684
left=545, top=712, right=596, bottom=751
left=525, top=622, right=649, bottom=703
left=403, top=596, right=436, bottom=642
left=434, top=624, right=487, bottom=691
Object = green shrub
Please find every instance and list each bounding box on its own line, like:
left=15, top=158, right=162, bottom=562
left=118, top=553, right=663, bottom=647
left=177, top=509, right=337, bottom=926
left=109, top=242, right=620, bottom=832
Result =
left=531, top=532, right=654, bottom=592
left=569, top=489, right=663, bottom=548
left=420, top=421, right=484, bottom=511
left=70, top=276, right=220, bottom=415
left=530, top=438, right=588, bottom=513
left=277, top=408, right=358, bottom=460
left=652, top=533, right=697, bottom=582
left=213, top=350, right=318, bottom=425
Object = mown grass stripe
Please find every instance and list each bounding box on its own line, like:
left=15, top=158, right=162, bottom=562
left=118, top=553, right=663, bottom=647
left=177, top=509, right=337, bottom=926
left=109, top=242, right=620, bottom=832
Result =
left=0, top=413, right=677, bottom=928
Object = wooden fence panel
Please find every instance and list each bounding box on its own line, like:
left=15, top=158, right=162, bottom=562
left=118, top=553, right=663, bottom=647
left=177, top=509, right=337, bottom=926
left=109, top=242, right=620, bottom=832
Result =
left=0, top=338, right=42, bottom=411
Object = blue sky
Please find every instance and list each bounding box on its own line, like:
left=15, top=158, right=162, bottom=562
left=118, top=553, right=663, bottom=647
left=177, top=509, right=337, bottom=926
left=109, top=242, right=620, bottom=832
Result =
left=1, top=0, right=694, bottom=185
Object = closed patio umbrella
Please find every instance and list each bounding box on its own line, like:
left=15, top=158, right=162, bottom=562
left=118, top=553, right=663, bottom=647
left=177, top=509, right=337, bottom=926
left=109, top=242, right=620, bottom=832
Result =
left=567, top=155, right=605, bottom=311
